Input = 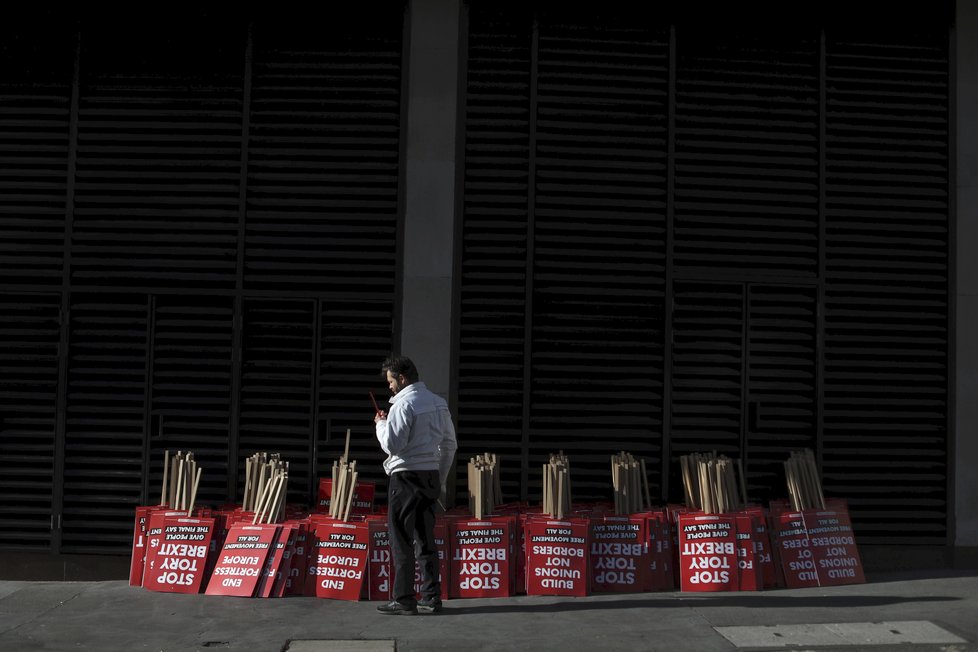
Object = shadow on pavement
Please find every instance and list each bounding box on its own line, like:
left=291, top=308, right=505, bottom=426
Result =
left=438, top=594, right=962, bottom=615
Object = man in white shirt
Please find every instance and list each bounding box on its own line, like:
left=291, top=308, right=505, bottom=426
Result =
left=374, top=356, right=457, bottom=615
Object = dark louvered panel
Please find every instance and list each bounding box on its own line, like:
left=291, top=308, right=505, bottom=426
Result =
left=0, top=15, right=72, bottom=288
left=71, top=16, right=244, bottom=289
left=238, top=299, right=316, bottom=504
left=673, top=28, right=819, bottom=277
left=528, top=15, right=669, bottom=500
left=148, top=296, right=234, bottom=507
left=456, top=4, right=533, bottom=501
left=823, top=27, right=949, bottom=543
left=317, top=300, right=395, bottom=495
left=0, top=294, right=60, bottom=548
left=669, top=281, right=744, bottom=500
left=62, top=294, right=148, bottom=553
left=245, top=9, right=402, bottom=293
left=744, top=285, right=817, bottom=502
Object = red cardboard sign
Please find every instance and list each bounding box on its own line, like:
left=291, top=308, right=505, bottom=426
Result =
left=205, top=524, right=278, bottom=597
left=256, top=524, right=295, bottom=598
left=449, top=517, right=514, bottom=598
left=743, top=506, right=778, bottom=589
left=734, top=513, right=760, bottom=591
left=802, top=509, right=865, bottom=586
left=316, top=479, right=376, bottom=515
left=270, top=524, right=299, bottom=598
left=589, top=515, right=648, bottom=593
left=772, top=511, right=820, bottom=588
left=287, top=522, right=313, bottom=596
left=367, top=520, right=392, bottom=601
left=311, top=520, right=369, bottom=601
left=646, top=511, right=675, bottom=591
left=142, top=517, right=215, bottom=594
left=525, top=518, right=589, bottom=597
left=129, top=506, right=156, bottom=586
left=142, top=509, right=194, bottom=588
left=678, top=514, right=740, bottom=592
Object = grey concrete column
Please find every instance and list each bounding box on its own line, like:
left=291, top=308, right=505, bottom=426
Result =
left=399, top=0, right=460, bottom=397
left=956, top=0, right=978, bottom=551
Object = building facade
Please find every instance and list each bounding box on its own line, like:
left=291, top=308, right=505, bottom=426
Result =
left=0, top=1, right=974, bottom=577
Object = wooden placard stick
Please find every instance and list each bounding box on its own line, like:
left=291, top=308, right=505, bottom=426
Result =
left=468, top=459, right=475, bottom=517
left=263, top=473, right=284, bottom=524
left=337, top=465, right=347, bottom=519
left=343, top=471, right=357, bottom=521
left=640, top=459, right=652, bottom=512
left=492, top=454, right=502, bottom=505
left=270, top=473, right=287, bottom=523
left=252, top=474, right=273, bottom=524
left=187, top=467, right=202, bottom=517
left=255, top=473, right=274, bottom=524
left=168, top=452, right=179, bottom=508
left=175, top=454, right=186, bottom=510
left=243, top=457, right=252, bottom=511
left=632, top=461, right=641, bottom=512
left=784, top=460, right=800, bottom=511
left=187, top=458, right=195, bottom=512
left=807, top=450, right=826, bottom=509
left=343, top=428, right=352, bottom=465
left=556, top=469, right=563, bottom=519
left=542, top=464, right=549, bottom=516
left=699, top=462, right=712, bottom=514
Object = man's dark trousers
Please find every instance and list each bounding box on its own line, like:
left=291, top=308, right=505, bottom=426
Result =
left=387, top=469, right=441, bottom=604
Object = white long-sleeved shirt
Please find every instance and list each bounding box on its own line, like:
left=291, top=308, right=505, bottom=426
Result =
left=375, top=381, right=457, bottom=484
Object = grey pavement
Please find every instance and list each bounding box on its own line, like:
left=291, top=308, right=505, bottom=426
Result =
left=0, top=570, right=976, bottom=652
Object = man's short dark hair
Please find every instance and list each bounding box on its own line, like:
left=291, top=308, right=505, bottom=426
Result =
left=381, top=355, right=419, bottom=383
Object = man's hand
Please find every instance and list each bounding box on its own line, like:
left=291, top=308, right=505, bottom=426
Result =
left=374, top=410, right=387, bottom=424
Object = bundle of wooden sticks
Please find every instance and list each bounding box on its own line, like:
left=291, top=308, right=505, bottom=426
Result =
left=329, top=429, right=358, bottom=521
left=542, top=452, right=572, bottom=519
left=611, top=451, right=652, bottom=515
left=784, top=448, right=826, bottom=510
left=679, top=452, right=747, bottom=514
left=242, top=452, right=289, bottom=524
left=160, top=450, right=202, bottom=516
left=468, top=452, right=502, bottom=519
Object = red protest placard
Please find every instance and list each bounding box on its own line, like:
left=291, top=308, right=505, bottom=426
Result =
left=310, top=520, right=369, bottom=601
left=678, top=514, right=740, bottom=592
left=287, top=521, right=313, bottom=596
left=270, top=524, right=300, bottom=598
left=142, top=509, right=194, bottom=588
left=525, top=517, right=589, bottom=597
left=129, top=506, right=156, bottom=586
left=315, top=479, right=376, bottom=515
left=743, top=505, right=779, bottom=589
left=772, top=511, right=820, bottom=588
left=367, top=520, right=392, bottom=601
left=256, top=524, right=295, bottom=598
left=802, top=509, right=865, bottom=586
left=205, top=524, right=278, bottom=597
left=589, top=515, right=648, bottom=593
left=449, top=517, right=513, bottom=598
left=142, top=517, right=215, bottom=594
left=734, top=513, right=760, bottom=591
left=646, top=510, right=674, bottom=591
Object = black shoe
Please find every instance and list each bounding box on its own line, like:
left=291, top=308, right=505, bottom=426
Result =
left=376, top=600, right=417, bottom=616
left=417, top=596, right=443, bottom=614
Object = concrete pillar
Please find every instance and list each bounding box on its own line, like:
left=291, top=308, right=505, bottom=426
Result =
left=399, top=0, right=460, bottom=397
left=955, top=0, right=978, bottom=555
